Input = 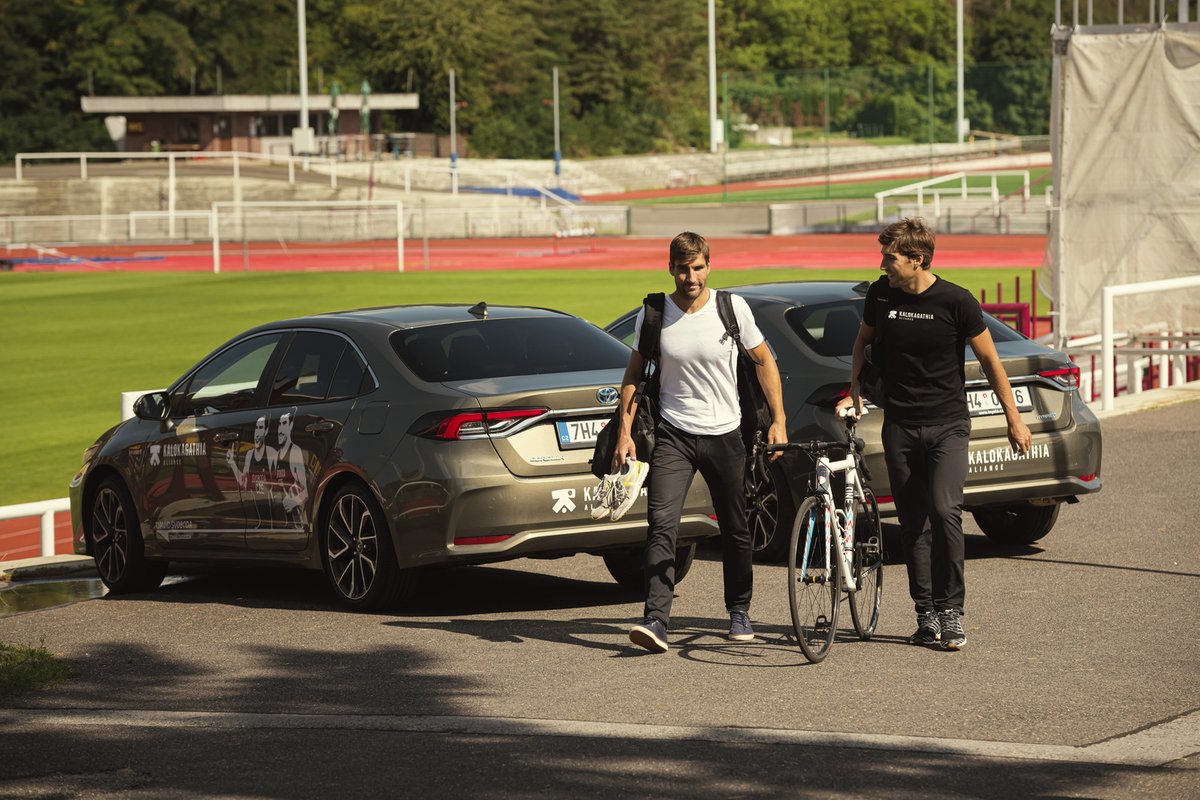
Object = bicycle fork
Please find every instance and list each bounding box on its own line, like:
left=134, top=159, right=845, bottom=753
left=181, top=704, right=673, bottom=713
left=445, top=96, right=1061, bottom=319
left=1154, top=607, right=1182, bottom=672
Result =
left=807, top=462, right=858, bottom=593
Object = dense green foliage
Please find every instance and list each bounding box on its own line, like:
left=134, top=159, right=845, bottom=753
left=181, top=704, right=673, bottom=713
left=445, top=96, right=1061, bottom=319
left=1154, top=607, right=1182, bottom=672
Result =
left=1, top=1, right=1062, bottom=162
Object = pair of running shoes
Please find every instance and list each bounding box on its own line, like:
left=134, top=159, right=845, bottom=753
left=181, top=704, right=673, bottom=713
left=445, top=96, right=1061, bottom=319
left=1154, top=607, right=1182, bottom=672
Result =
left=590, top=459, right=650, bottom=522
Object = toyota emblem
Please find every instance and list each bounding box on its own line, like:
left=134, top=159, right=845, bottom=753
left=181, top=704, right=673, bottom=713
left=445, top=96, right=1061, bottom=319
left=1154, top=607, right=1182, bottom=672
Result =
left=597, top=386, right=619, bottom=405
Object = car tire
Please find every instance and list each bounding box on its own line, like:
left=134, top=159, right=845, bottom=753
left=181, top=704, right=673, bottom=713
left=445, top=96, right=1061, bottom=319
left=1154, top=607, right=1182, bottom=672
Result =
left=602, top=542, right=697, bottom=593
left=748, top=459, right=796, bottom=563
left=321, top=482, right=411, bottom=611
left=973, top=503, right=1060, bottom=545
left=89, top=477, right=167, bottom=594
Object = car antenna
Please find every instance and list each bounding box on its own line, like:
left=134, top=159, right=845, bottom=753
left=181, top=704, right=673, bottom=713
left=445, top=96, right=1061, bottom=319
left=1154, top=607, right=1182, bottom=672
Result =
left=469, top=301, right=488, bottom=319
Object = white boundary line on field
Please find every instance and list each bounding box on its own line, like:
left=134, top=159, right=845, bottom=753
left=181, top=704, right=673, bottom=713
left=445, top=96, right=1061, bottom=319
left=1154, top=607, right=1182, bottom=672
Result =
left=6, top=707, right=1198, bottom=767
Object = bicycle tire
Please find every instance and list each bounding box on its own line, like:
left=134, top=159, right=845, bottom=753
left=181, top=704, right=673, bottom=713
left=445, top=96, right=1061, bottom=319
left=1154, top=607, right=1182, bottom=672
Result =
left=848, top=488, right=884, bottom=640
left=788, top=496, right=839, bottom=663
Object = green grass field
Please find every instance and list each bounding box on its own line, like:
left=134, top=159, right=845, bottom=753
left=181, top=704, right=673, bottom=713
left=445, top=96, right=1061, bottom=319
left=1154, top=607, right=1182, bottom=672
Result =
left=0, top=267, right=1046, bottom=505
left=628, top=169, right=1052, bottom=205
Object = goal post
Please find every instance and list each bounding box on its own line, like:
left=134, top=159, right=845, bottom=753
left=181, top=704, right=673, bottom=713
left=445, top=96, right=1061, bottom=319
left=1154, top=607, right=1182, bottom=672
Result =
left=210, top=200, right=404, bottom=274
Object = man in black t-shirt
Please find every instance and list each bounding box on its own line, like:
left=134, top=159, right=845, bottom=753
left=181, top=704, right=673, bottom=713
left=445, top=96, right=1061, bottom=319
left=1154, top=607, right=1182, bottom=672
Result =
left=837, top=218, right=1031, bottom=650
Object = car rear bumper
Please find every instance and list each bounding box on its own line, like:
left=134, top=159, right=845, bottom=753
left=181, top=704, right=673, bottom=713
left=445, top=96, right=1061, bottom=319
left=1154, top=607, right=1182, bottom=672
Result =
left=964, top=474, right=1103, bottom=510
left=382, top=465, right=718, bottom=568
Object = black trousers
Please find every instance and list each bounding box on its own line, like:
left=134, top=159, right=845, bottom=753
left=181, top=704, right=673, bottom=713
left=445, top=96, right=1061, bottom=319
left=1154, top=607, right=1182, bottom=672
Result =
left=881, top=417, right=971, bottom=615
left=643, top=421, right=752, bottom=625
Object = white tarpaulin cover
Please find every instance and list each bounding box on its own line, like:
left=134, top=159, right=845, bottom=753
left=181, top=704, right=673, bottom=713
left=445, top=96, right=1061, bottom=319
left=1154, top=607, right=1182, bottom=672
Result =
left=1046, top=27, right=1200, bottom=339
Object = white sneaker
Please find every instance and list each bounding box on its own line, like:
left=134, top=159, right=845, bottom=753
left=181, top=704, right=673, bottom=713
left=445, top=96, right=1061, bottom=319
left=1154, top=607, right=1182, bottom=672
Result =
left=589, top=474, right=616, bottom=520
left=609, top=459, right=650, bottom=522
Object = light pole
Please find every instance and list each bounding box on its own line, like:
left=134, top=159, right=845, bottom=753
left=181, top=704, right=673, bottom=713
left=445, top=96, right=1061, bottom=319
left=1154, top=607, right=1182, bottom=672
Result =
left=956, top=0, right=965, bottom=145
left=552, top=66, right=561, bottom=183
left=449, top=68, right=458, bottom=195
left=707, top=0, right=719, bottom=153
left=295, top=0, right=313, bottom=160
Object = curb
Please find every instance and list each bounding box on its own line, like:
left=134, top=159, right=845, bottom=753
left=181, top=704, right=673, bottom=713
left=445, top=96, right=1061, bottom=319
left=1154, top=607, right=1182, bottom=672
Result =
left=0, top=555, right=96, bottom=584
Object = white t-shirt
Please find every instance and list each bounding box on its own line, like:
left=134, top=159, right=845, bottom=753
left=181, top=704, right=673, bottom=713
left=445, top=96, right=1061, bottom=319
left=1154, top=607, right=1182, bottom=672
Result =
left=632, top=291, right=765, bottom=436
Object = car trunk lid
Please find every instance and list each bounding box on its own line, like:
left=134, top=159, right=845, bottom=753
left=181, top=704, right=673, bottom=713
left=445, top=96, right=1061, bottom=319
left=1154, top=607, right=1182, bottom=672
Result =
left=442, top=368, right=624, bottom=477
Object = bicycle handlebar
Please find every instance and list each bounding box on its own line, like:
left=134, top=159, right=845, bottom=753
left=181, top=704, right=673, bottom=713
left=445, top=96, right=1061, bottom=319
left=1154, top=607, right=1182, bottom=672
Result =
left=765, top=438, right=864, bottom=455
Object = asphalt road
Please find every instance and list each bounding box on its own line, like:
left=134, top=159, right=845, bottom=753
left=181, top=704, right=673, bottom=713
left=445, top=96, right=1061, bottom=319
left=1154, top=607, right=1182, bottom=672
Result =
left=2, top=399, right=1198, bottom=798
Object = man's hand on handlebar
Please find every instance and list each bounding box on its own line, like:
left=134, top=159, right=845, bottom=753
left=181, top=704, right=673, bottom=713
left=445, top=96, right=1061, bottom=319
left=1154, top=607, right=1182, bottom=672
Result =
left=767, top=419, right=787, bottom=461
left=835, top=394, right=865, bottom=420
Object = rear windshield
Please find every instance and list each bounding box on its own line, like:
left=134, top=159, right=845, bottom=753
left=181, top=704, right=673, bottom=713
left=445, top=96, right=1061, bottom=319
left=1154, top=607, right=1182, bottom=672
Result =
left=391, top=317, right=631, bottom=381
left=785, top=299, right=1026, bottom=358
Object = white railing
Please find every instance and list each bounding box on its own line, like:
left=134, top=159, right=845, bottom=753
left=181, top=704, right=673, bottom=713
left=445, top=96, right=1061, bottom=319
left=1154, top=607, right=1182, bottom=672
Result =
left=1, top=204, right=630, bottom=249
left=875, top=170, right=1033, bottom=222
left=0, top=498, right=71, bottom=559
left=15, top=150, right=339, bottom=187
left=1102, top=276, right=1200, bottom=410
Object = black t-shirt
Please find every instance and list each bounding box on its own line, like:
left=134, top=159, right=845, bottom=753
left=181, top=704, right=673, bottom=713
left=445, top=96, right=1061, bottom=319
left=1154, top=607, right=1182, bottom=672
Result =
left=863, top=275, right=985, bottom=424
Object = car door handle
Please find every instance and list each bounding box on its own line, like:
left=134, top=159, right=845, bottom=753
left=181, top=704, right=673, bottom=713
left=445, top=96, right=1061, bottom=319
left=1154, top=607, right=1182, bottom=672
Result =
left=213, top=431, right=239, bottom=443
left=305, top=421, right=335, bottom=433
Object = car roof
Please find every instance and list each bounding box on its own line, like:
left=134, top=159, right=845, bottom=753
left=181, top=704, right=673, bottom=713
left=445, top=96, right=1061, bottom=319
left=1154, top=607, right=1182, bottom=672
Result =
left=723, top=280, right=873, bottom=306
left=261, top=304, right=574, bottom=332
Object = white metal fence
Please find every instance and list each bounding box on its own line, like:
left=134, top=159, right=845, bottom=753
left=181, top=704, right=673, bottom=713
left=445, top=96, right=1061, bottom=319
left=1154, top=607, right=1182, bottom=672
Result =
left=0, top=498, right=70, bottom=559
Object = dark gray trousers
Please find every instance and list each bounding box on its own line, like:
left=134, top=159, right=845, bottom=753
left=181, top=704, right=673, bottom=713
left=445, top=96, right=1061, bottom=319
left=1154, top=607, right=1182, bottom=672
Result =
left=643, top=421, right=752, bottom=625
left=881, top=417, right=971, bottom=614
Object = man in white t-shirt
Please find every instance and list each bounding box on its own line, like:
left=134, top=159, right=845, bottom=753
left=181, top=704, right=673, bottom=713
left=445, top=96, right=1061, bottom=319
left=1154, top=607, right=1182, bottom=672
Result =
left=615, top=232, right=787, bottom=653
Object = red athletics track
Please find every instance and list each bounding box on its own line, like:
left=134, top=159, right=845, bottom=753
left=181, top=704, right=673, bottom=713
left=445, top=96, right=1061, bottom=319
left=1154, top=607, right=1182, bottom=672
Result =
left=8, top=233, right=1047, bottom=273
left=1, top=232, right=1046, bottom=563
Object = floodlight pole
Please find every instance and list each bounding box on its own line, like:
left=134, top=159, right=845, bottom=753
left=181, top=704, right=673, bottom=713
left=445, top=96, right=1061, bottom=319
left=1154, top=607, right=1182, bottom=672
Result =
left=707, top=0, right=718, bottom=154
left=449, top=68, right=458, bottom=196
left=956, top=0, right=965, bottom=145
left=298, top=0, right=309, bottom=131
left=552, top=66, right=561, bottom=183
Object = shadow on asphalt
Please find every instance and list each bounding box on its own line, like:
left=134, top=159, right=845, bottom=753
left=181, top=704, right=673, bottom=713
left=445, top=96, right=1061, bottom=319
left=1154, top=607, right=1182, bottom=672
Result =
left=96, top=562, right=639, bottom=616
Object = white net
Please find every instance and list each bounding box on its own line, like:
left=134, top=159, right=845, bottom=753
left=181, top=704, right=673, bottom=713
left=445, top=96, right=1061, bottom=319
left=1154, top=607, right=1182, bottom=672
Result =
left=211, top=201, right=404, bottom=272
left=1045, top=27, right=1200, bottom=340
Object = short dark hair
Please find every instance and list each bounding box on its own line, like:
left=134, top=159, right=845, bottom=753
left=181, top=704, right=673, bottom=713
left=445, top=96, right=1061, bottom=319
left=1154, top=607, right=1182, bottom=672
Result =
left=669, top=231, right=709, bottom=269
left=878, top=217, right=935, bottom=269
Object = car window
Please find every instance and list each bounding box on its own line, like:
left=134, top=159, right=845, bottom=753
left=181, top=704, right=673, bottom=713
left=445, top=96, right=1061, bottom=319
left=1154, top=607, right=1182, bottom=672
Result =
left=983, top=313, right=1027, bottom=342
left=785, top=301, right=864, bottom=357
left=181, top=333, right=283, bottom=416
left=392, top=317, right=630, bottom=381
left=269, top=331, right=367, bottom=405
left=607, top=314, right=638, bottom=347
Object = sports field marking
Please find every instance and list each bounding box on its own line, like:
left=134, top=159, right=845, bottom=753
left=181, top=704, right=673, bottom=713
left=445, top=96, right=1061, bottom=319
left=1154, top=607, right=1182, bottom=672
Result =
left=7, top=707, right=1197, bottom=767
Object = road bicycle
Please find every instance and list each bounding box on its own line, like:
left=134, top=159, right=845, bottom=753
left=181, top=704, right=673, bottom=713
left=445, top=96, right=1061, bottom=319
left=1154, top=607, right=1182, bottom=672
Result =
left=764, top=408, right=884, bottom=663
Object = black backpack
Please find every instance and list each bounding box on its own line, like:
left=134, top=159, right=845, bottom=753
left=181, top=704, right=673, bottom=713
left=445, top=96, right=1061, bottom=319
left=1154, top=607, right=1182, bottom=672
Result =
left=638, top=290, right=772, bottom=448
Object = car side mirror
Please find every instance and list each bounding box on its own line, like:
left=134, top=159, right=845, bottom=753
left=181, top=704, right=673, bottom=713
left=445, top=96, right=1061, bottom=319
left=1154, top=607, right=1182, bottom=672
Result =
left=133, top=391, right=170, bottom=421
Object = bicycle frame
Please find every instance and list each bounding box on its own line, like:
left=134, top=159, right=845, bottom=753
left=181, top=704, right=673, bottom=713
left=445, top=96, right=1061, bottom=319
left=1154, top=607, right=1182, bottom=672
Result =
left=800, top=446, right=868, bottom=593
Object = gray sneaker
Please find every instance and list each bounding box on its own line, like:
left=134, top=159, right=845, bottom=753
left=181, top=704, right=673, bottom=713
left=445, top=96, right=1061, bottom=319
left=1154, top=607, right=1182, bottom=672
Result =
left=909, top=611, right=941, bottom=646
left=939, top=609, right=967, bottom=650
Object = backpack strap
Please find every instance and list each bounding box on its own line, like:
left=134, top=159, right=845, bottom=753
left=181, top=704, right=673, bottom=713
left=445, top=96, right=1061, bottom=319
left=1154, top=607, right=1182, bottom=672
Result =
left=716, top=290, right=748, bottom=356
left=637, top=292, right=666, bottom=364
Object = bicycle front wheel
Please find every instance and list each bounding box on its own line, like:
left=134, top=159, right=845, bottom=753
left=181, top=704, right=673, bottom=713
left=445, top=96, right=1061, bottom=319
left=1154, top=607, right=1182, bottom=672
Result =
left=788, top=496, right=839, bottom=663
left=848, top=488, right=884, bottom=640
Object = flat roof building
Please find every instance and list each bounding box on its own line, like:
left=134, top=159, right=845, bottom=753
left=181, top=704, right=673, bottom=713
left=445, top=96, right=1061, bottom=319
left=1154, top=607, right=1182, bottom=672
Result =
left=81, top=93, right=420, bottom=156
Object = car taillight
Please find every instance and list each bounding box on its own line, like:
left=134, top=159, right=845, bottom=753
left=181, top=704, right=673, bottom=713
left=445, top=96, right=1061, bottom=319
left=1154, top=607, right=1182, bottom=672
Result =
left=1077, top=473, right=1097, bottom=482
left=806, top=383, right=851, bottom=409
left=1039, top=365, right=1080, bottom=390
left=412, top=408, right=548, bottom=440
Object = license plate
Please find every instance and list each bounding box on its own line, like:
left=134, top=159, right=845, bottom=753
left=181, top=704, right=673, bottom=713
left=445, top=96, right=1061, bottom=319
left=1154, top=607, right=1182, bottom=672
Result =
left=555, top=417, right=609, bottom=449
left=967, top=386, right=1033, bottom=416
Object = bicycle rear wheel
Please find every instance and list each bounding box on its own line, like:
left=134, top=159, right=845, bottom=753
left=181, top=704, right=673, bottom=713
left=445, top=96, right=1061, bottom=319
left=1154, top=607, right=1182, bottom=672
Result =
left=848, top=488, right=884, bottom=640
left=788, top=497, right=839, bottom=663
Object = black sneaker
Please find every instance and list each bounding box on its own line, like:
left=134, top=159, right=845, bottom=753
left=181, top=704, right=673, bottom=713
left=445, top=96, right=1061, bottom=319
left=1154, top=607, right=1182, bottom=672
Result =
left=629, top=617, right=669, bottom=653
left=728, top=610, right=755, bottom=642
left=939, top=609, right=967, bottom=650
left=909, top=611, right=941, bottom=646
